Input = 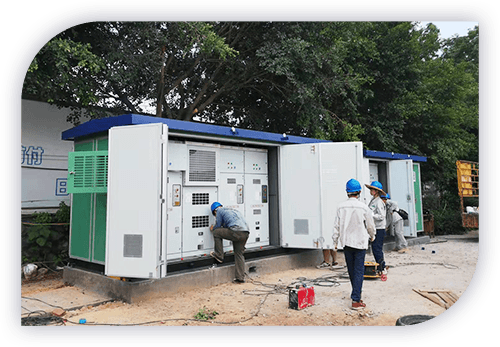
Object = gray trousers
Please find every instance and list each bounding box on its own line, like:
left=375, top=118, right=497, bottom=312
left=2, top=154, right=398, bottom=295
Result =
left=393, top=220, right=408, bottom=250
left=212, top=228, right=249, bottom=281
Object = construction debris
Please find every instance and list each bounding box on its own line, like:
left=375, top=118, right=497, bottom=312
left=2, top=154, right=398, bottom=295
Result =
left=52, top=308, right=66, bottom=317
left=413, top=289, right=458, bottom=309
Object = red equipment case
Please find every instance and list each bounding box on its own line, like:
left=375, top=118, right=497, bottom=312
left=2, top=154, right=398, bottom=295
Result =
left=288, top=285, right=315, bottom=310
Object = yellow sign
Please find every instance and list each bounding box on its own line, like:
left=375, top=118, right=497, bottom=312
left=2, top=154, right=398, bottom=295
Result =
left=456, top=160, right=479, bottom=197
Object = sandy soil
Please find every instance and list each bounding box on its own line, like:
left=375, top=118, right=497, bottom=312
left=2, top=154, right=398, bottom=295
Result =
left=22, top=231, right=478, bottom=326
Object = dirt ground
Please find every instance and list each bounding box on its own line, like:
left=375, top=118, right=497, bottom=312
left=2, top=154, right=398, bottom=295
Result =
left=21, top=231, right=478, bottom=327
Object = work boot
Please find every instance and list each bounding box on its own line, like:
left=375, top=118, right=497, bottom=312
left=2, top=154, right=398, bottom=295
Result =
left=351, top=301, right=366, bottom=310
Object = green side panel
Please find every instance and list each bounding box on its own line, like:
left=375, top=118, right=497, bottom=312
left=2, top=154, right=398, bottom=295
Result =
left=97, top=138, right=108, bottom=150
left=70, top=138, right=109, bottom=264
left=75, top=141, right=94, bottom=152
left=92, top=193, right=107, bottom=263
left=70, top=193, right=92, bottom=260
left=413, top=164, right=423, bottom=231
left=68, top=150, right=109, bottom=193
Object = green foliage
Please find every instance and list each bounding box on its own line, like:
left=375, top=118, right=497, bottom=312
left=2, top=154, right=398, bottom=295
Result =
left=194, top=307, right=219, bottom=320
left=24, top=38, right=104, bottom=116
left=22, top=202, right=70, bottom=266
left=184, top=22, right=238, bottom=60
left=23, top=22, right=478, bottom=233
left=54, top=201, right=71, bottom=223
left=423, top=190, right=466, bottom=235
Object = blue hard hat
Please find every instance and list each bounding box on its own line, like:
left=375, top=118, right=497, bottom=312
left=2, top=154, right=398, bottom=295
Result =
left=382, top=193, right=391, bottom=199
left=346, top=179, right=362, bottom=193
left=211, top=202, right=222, bottom=215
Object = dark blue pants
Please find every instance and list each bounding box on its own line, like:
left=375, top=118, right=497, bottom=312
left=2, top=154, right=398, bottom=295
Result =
left=371, top=228, right=386, bottom=272
left=343, top=246, right=366, bottom=302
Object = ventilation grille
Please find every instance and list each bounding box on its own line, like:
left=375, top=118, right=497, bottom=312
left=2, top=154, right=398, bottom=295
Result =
left=294, top=219, right=309, bottom=235
left=68, top=151, right=108, bottom=193
left=192, top=215, right=210, bottom=228
left=227, top=178, right=237, bottom=184
left=123, top=234, right=143, bottom=258
left=189, top=149, right=216, bottom=182
left=192, top=193, right=210, bottom=205
left=253, top=179, right=261, bottom=185
left=253, top=209, right=261, bottom=215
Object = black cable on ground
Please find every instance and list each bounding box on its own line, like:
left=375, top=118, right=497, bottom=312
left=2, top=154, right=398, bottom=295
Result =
left=21, top=267, right=353, bottom=326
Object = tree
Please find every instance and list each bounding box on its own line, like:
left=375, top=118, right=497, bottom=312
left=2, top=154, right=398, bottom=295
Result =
left=23, top=37, right=105, bottom=122
left=395, top=24, right=479, bottom=233
left=441, top=26, right=479, bottom=81
left=23, top=22, right=237, bottom=124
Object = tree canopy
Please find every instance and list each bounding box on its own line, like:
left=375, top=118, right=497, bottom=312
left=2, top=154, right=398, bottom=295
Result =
left=23, top=21, right=479, bottom=233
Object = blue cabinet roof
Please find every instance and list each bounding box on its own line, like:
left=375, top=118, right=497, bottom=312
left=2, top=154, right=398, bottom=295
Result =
left=363, top=149, right=427, bottom=162
left=61, top=114, right=426, bottom=162
left=61, top=114, right=328, bottom=145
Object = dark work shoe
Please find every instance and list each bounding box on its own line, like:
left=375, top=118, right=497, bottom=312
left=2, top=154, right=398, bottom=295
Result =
left=232, top=278, right=245, bottom=284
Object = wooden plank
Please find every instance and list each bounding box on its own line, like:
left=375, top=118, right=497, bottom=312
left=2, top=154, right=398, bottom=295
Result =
left=448, top=292, right=460, bottom=302
left=434, top=292, right=451, bottom=309
left=413, top=289, right=458, bottom=309
left=413, top=289, right=446, bottom=308
left=428, top=290, right=458, bottom=304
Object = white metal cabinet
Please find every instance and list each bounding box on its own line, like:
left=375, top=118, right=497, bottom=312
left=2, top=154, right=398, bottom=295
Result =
left=166, top=171, right=183, bottom=259
left=388, top=160, right=417, bottom=237
left=219, top=172, right=244, bottom=252
left=244, top=149, right=269, bottom=248
left=280, top=142, right=363, bottom=249
left=181, top=186, right=218, bottom=257
left=280, top=144, right=322, bottom=248
left=105, top=123, right=168, bottom=279
left=245, top=174, right=269, bottom=248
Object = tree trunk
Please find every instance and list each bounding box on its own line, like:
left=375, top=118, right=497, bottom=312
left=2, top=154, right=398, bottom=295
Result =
left=156, top=46, right=166, bottom=117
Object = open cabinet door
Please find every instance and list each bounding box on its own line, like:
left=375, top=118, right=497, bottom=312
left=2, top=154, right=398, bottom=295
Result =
left=105, top=123, right=168, bottom=279
left=388, top=160, right=417, bottom=237
left=280, top=142, right=364, bottom=249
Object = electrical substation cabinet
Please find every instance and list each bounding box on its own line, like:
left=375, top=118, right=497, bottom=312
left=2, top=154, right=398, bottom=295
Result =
left=64, top=114, right=426, bottom=280
left=102, top=123, right=269, bottom=279
left=279, top=142, right=364, bottom=250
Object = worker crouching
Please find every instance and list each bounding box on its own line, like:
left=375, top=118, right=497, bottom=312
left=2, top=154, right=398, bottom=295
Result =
left=209, top=202, right=250, bottom=284
left=333, top=179, right=376, bottom=310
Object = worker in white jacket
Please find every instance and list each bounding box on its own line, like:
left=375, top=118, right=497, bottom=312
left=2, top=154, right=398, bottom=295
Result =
left=333, top=179, right=376, bottom=310
left=382, top=194, right=408, bottom=251
left=365, top=181, right=387, bottom=280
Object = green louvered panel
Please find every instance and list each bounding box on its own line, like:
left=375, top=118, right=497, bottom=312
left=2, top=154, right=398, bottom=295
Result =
left=68, top=150, right=109, bottom=193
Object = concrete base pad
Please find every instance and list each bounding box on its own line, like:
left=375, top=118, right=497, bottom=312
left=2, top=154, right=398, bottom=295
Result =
left=64, top=249, right=324, bottom=303
left=63, top=237, right=429, bottom=304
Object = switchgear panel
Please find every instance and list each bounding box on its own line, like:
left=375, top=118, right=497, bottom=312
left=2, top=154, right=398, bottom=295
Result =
left=245, top=149, right=268, bottom=174
left=164, top=141, right=269, bottom=261
left=181, top=186, right=218, bottom=258
left=220, top=146, right=244, bottom=173
left=245, top=173, right=269, bottom=248
left=166, top=171, right=182, bottom=259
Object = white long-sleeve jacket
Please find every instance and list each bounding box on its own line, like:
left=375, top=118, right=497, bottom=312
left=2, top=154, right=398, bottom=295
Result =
left=368, top=196, right=386, bottom=229
left=333, top=197, right=376, bottom=250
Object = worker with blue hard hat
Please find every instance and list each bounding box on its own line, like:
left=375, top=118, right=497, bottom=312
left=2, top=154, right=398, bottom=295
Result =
left=381, top=193, right=408, bottom=252
left=209, top=202, right=250, bottom=283
left=365, top=181, right=388, bottom=281
left=332, top=178, right=376, bottom=310
left=316, top=181, right=356, bottom=269
left=346, top=178, right=362, bottom=192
